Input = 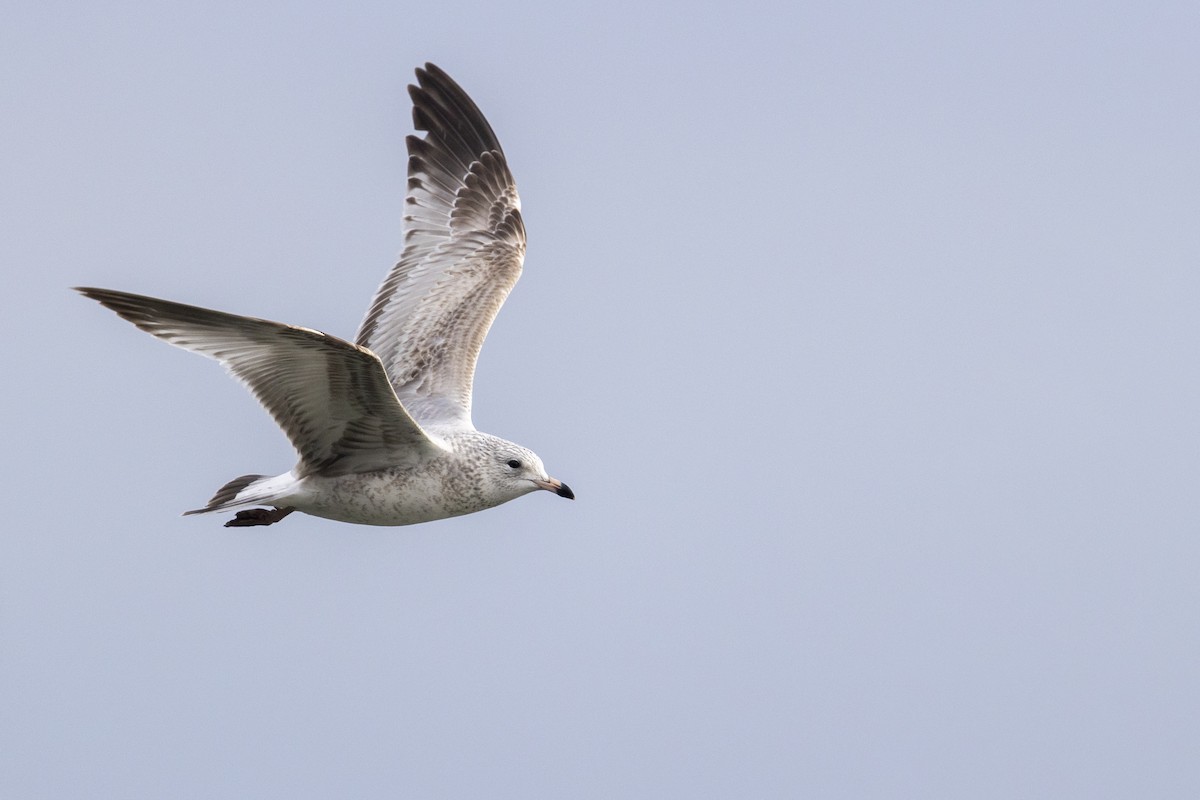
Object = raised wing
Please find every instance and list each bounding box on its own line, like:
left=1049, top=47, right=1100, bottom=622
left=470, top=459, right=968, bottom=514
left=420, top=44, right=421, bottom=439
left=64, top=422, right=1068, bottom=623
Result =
left=77, top=287, right=444, bottom=476
left=356, top=63, right=526, bottom=430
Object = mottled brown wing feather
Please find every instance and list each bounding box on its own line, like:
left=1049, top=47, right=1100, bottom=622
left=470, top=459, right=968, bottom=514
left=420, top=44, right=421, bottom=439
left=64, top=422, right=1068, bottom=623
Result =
left=77, top=287, right=443, bottom=476
left=356, top=63, right=526, bottom=430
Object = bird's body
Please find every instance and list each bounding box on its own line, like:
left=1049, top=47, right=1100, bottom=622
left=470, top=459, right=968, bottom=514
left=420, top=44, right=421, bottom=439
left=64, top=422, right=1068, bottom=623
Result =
left=203, top=430, right=555, bottom=527
left=77, top=64, right=573, bottom=527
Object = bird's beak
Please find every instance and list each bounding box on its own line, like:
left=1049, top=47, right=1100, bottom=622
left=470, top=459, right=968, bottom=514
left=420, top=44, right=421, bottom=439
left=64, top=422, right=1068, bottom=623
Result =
left=534, top=477, right=575, bottom=500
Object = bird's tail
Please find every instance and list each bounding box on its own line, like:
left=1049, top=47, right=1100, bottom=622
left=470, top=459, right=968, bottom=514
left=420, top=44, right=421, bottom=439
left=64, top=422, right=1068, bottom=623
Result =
left=184, top=473, right=292, bottom=515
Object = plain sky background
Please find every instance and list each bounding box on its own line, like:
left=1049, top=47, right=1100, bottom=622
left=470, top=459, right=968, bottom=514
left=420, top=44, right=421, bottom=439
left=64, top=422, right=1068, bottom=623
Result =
left=4, top=0, right=1199, bottom=797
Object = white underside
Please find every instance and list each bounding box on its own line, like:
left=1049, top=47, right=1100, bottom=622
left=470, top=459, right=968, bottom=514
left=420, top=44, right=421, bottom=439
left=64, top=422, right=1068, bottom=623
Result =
left=220, top=468, right=514, bottom=527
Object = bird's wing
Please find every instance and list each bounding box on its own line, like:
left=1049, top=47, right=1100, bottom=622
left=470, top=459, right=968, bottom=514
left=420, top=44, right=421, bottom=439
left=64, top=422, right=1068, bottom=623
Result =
left=355, top=63, right=526, bottom=430
left=77, top=287, right=444, bottom=476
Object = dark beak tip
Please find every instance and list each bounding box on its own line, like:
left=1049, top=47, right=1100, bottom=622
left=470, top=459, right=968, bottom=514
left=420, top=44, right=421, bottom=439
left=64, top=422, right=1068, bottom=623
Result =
left=557, top=483, right=575, bottom=500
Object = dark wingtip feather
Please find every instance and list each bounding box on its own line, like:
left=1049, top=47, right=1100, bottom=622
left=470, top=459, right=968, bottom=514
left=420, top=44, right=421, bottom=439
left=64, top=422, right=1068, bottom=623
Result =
left=408, top=63, right=504, bottom=158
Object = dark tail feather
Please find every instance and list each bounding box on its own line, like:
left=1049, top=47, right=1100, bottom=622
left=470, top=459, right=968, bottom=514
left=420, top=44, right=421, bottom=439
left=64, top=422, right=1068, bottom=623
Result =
left=184, top=474, right=268, bottom=515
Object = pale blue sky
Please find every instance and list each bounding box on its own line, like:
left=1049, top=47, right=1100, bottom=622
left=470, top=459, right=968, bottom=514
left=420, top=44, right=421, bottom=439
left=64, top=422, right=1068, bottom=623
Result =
left=4, top=1, right=1200, bottom=797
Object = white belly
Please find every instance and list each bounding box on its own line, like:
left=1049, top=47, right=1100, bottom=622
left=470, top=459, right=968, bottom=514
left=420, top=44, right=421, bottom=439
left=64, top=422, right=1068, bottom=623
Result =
left=286, top=468, right=494, bottom=526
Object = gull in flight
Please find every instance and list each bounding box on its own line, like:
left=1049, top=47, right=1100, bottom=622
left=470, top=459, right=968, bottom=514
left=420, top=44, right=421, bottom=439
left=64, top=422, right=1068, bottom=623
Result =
left=77, top=63, right=574, bottom=527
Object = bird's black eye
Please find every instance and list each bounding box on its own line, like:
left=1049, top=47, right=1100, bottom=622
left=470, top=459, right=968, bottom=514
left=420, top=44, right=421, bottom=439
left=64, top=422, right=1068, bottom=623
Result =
left=507, top=459, right=521, bottom=469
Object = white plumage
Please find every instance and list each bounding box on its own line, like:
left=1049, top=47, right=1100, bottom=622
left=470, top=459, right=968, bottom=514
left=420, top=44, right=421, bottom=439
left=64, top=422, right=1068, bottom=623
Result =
left=77, top=63, right=573, bottom=527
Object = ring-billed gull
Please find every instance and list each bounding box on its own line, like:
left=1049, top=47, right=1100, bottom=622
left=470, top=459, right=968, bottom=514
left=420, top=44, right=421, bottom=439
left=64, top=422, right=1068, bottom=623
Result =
left=76, top=63, right=574, bottom=527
